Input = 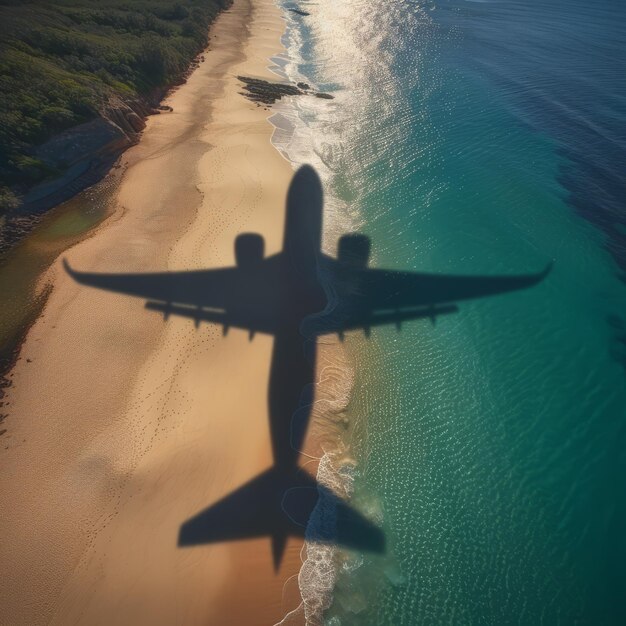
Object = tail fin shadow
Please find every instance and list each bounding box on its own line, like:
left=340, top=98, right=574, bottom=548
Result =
left=178, top=465, right=385, bottom=570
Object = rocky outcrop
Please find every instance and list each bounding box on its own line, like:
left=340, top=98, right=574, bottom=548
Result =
left=0, top=94, right=172, bottom=254
left=19, top=96, right=167, bottom=215
left=237, top=76, right=334, bottom=106
left=103, top=96, right=161, bottom=135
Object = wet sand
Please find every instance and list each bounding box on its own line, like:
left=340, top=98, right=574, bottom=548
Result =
left=0, top=1, right=310, bottom=624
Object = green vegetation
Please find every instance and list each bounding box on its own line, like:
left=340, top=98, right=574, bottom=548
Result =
left=0, top=0, right=230, bottom=212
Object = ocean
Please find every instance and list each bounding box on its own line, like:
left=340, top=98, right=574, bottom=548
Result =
left=272, top=0, right=626, bottom=623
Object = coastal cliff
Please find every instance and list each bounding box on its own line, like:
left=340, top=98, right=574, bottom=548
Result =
left=0, top=0, right=231, bottom=253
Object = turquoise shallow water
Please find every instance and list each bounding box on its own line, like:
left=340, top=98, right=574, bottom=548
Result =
left=275, top=0, right=626, bottom=623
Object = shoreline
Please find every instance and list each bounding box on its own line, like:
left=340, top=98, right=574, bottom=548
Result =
left=0, top=1, right=312, bottom=624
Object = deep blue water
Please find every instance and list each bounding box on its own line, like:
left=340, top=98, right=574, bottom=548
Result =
left=276, top=1, right=626, bottom=623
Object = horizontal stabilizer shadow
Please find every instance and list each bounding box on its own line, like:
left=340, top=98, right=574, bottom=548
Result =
left=179, top=466, right=384, bottom=570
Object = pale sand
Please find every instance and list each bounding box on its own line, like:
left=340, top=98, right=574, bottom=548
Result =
left=0, top=1, right=311, bottom=624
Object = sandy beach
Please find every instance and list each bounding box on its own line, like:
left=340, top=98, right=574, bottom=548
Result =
left=0, top=1, right=313, bottom=623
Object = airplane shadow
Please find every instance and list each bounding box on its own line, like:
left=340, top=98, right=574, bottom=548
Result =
left=64, top=165, right=551, bottom=569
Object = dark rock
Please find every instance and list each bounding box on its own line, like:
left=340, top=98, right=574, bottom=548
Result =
left=289, top=8, right=310, bottom=16
left=104, top=97, right=148, bottom=136
left=237, top=76, right=334, bottom=106
left=237, top=76, right=303, bottom=105
left=126, top=112, right=146, bottom=133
